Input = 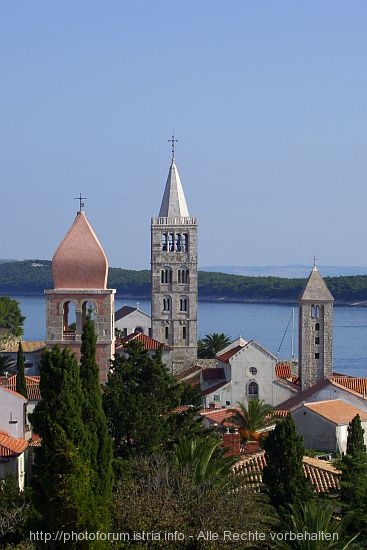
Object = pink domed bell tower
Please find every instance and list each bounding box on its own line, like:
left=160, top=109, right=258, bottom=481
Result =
left=45, top=207, right=115, bottom=382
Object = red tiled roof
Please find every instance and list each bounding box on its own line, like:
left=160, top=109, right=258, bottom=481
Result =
left=117, top=332, right=172, bottom=351
left=201, top=408, right=236, bottom=425
left=0, top=375, right=41, bottom=401
left=275, top=362, right=293, bottom=379
left=202, top=367, right=226, bottom=382
left=304, top=400, right=367, bottom=425
left=217, top=345, right=243, bottom=363
left=331, top=377, right=367, bottom=397
left=0, top=430, right=28, bottom=457
left=233, top=451, right=340, bottom=494
left=275, top=378, right=331, bottom=412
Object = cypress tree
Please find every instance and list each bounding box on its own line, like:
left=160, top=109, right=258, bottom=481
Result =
left=16, top=341, right=27, bottom=398
left=79, top=313, right=113, bottom=531
left=263, top=414, right=313, bottom=518
left=339, top=414, right=367, bottom=541
left=29, top=346, right=100, bottom=545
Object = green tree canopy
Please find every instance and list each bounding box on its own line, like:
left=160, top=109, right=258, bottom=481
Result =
left=29, top=346, right=105, bottom=547
left=263, top=415, right=313, bottom=518
left=197, top=332, right=232, bottom=358
left=338, top=414, right=367, bottom=543
left=227, top=399, right=278, bottom=445
left=0, top=296, right=25, bottom=338
left=79, top=314, right=113, bottom=532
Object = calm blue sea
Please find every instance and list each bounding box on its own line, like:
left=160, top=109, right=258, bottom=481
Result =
left=13, top=295, right=367, bottom=378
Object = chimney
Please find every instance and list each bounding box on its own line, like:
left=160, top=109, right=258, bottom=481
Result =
left=222, top=429, right=241, bottom=457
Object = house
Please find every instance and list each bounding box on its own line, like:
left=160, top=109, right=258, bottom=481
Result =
left=0, top=429, right=28, bottom=491
left=292, top=399, right=367, bottom=454
left=0, top=374, right=41, bottom=430
left=115, top=305, right=151, bottom=337
left=276, top=377, right=367, bottom=414
left=115, top=332, right=173, bottom=370
left=0, top=386, right=29, bottom=490
left=201, top=338, right=297, bottom=409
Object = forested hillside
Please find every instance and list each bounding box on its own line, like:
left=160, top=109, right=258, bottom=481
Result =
left=1, top=260, right=367, bottom=304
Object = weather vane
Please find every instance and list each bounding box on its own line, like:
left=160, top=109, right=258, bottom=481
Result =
left=168, top=132, right=178, bottom=160
left=74, top=193, right=87, bottom=212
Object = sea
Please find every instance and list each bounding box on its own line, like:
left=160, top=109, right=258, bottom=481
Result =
left=13, top=295, right=367, bottom=378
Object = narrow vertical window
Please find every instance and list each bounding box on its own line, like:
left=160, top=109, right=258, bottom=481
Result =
left=182, top=234, right=188, bottom=252
left=161, top=233, right=168, bottom=251
left=165, top=326, right=169, bottom=339
left=180, top=297, right=188, bottom=311
left=182, top=326, right=186, bottom=339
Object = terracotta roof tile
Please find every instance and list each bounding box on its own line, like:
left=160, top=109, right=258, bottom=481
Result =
left=201, top=408, right=236, bottom=425
left=0, top=430, right=28, bottom=457
left=304, top=400, right=367, bottom=425
left=331, top=377, right=367, bottom=397
left=217, top=345, right=243, bottom=363
left=233, top=451, right=340, bottom=493
left=116, top=332, right=172, bottom=351
left=1, top=375, right=41, bottom=401
left=275, top=363, right=293, bottom=379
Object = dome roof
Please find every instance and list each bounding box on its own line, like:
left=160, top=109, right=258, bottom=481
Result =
left=52, top=211, right=108, bottom=289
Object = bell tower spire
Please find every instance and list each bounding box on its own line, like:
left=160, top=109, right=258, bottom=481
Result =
left=151, top=138, right=198, bottom=372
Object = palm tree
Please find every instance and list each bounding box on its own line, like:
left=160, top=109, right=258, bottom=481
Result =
left=274, top=500, right=359, bottom=549
left=197, top=332, right=232, bottom=358
left=172, top=437, right=236, bottom=486
left=226, top=399, right=278, bottom=444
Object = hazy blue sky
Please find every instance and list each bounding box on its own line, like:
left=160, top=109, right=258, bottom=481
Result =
left=1, top=2, right=366, bottom=269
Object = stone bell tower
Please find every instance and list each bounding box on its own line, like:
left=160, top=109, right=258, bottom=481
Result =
left=151, top=143, right=198, bottom=372
left=298, top=264, right=334, bottom=390
left=45, top=207, right=115, bottom=382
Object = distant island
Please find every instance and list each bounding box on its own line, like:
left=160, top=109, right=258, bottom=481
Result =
left=1, top=260, right=367, bottom=305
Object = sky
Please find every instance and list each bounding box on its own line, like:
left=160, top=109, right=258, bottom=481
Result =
left=1, top=1, right=366, bottom=270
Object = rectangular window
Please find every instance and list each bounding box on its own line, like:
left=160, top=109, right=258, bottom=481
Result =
left=315, top=337, right=320, bottom=344
left=182, top=326, right=186, bottom=339
left=315, top=353, right=320, bottom=359
left=213, top=394, right=221, bottom=402
left=165, top=326, right=169, bottom=339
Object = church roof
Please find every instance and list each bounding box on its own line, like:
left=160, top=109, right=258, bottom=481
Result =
left=52, top=211, right=108, bottom=289
left=299, top=266, right=334, bottom=302
left=158, top=160, right=189, bottom=218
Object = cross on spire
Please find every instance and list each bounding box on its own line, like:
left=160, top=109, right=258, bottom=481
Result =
left=168, top=132, right=178, bottom=161
left=74, top=193, right=87, bottom=212
left=311, top=254, right=318, bottom=267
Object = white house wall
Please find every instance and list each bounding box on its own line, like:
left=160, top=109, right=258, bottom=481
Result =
left=292, top=407, right=338, bottom=452
left=115, top=310, right=151, bottom=336
left=0, top=389, right=26, bottom=437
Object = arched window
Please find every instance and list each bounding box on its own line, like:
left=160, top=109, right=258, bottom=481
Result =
left=311, top=305, right=315, bottom=318
left=248, top=381, right=259, bottom=400
left=63, top=301, right=76, bottom=340
left=134, top=326, right=144, bottom=334
left=178, top=268, right=189, bottom=284
left=169, top=233, right=175, bottom=251
left=179, top=297, right=188, bottom=312
left=163, top=297, right=171, bottom=312
left=182, top=234, right=188, bottom=252
left=82, top=301, right=95, bottom=327
left=161, top=268, right=172, bottom=284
